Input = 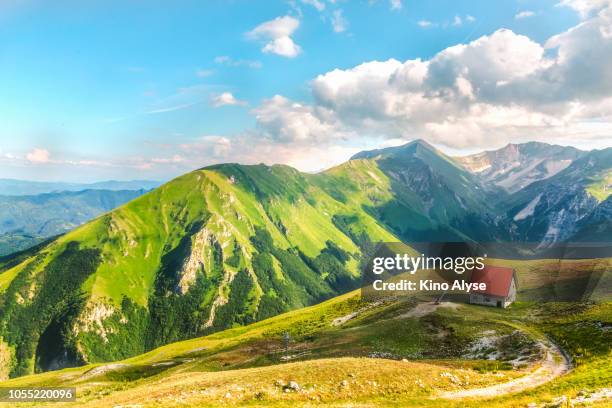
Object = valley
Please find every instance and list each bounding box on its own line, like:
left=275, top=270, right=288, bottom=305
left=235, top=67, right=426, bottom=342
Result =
left=0, top=187, right=155, bottom=256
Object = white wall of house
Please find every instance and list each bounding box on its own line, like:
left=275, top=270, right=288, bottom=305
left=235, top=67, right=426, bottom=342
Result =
left=469, top=275, right=517, bottom=309
left=470, top=278, right=516, bottom=308
left=469, top=293, right=506, bottom=307
left=506, top=278, right=517, bottom=304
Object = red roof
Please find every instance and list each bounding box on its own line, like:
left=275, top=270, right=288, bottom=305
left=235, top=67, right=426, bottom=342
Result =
left=470, top=266, right=515, bottom=298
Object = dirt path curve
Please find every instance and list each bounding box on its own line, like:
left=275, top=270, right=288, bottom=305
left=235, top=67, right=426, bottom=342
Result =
left=438, top=337, right=571, bottom=399
left=396, top=301, right=459, bottom=319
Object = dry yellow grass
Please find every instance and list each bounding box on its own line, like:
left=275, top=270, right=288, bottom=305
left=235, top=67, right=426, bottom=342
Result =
left=15, top=357, right=522, bottom=408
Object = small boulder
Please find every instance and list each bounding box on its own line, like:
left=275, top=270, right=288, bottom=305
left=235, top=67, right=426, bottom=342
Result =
left=284, top=381, right=300, bottom=392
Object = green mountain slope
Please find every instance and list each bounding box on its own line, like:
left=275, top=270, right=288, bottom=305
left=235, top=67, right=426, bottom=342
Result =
left=0, top=164, right=397, bottom=378
left=335, top=140, right=509, bottom=242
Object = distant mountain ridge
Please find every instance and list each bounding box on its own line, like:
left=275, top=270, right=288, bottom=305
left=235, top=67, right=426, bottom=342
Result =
left=0, top=189, right=150, bottom=256
left=455, top=142, right=585, bottom=193
left=503, top=147, right=612, bottom=245
left=0, top=179, right=161, bottom=196
left=348, top=140, right=508, bottom=242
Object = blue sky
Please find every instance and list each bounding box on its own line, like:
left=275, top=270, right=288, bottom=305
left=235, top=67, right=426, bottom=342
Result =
left=0, top=0, right=610, bottom=181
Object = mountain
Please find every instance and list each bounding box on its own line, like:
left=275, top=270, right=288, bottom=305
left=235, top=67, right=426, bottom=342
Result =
left=0, top=233, right=47, bottom=258
left=346, top=139, right=509, bottom=242
left=456, top=142, right=585, bottom=193
left=0, top=140, right=609, bottom=380
left=569, top=195, right=612, bottom=242
left=0, top=164, right=397, bottom=378
left=0, top=189, right=149, bottom=256
left=504, top=148, right=612, bottom=246
left=0, top=179, right=161, bottom=196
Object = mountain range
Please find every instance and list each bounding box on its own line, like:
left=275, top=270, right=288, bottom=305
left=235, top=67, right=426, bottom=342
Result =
left=0, top=140, right=609, bottom=379
left=0, top=179, right=160, bottom=196
left=456, top=142, right=584, bottom=193
left=0, top=189, right=152, bottom=256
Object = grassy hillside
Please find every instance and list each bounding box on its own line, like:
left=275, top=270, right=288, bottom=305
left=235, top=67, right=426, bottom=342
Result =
left=0, top=164, right=398, bottom=378
left=339, top=140, right=507, bottom=242
left=0, top=260, right=608, bottom=407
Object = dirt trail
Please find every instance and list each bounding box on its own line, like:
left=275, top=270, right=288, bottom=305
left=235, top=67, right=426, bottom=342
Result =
left=438, top=338, right=571, bottom=399
left=397, top=301, right=459, bottom=319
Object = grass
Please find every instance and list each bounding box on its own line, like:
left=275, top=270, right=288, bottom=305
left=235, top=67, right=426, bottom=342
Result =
left=3, top=286, right=608, bottom=407
left=586, top=170, right=612, bottom=202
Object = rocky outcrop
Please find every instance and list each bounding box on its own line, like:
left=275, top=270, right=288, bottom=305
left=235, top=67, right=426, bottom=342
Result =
left=0, top=337, right=13, bottom=381
left=457, top=142, right=584, bottom=193
left=73, top=303, right=116, bottom=343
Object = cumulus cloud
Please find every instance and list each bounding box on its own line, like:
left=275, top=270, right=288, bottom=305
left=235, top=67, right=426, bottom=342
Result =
left=557, top=0, right=611, bottom=18
left=178, top=133, right=359, bottom=172
left=26, top=148, right=50, bottom=163
left=515, top=10, right=536, bottom=19
left=211, top=92, right=247, bottom=107
left=247, top=16, right=302, bottom=58
left=249, top=4, right=612, bottom=150
left=253, top=95, right=350, bottom=144
left=417, top=20, right=433, bottom=28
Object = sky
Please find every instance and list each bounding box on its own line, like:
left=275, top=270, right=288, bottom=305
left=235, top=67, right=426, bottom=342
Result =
left=0, top=0, right=611, bottom=182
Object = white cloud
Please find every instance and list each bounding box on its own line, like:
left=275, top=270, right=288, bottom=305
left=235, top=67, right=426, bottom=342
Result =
left=180, top=134, right=359, bottom=172
left=151, top=154, right=184, bottom=164
left=302, top=0, right=325, bottom=11
left=13, top=2, right=612, bottom=177
left=557, top=0, right=611, bottom=18
left=211, top=92, right=247, bottom=107
left=420, top=15, right=475, bottom=28
left=214, top=55, right=262, bottom=69
left=145, top=101, right=199, bottom=114
left=247, top=4, right=612, bottom=150
left=26, top=148, right=50, bottom=163
left=253, top=95, right=350, bottom=143
left=515, top=10, right=536, bottom=19
left=247, top=16, right=302, bottom=58
left=331, top=9, right=348, bottom=33
left=390, top=0, right=402, bottom=10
